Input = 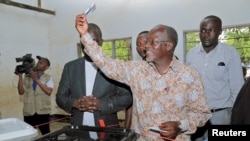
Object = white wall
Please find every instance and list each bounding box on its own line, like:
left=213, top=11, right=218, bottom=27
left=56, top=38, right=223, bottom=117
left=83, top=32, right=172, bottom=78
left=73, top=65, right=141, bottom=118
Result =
left=0, top=0, right=250, bottom=119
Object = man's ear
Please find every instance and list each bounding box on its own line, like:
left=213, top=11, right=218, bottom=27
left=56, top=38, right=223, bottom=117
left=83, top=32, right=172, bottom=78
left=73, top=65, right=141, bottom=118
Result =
left=100, top=38, right=103, bottom=46
left=166, top=42, right=174, bottom=51
left=218, top=28, right=222, bottom=35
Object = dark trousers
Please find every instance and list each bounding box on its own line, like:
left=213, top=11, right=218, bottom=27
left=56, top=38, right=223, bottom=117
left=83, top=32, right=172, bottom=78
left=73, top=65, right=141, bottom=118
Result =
left=191, top=121, right=211, bottom=141
left=24, top=113, right=50, bottom=135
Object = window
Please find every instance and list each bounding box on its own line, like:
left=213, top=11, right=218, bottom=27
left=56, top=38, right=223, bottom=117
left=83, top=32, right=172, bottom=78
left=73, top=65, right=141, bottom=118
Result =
left=185, top=25, right=250, bottom=65
left=78, top=37, right=133, bottom=61
left=103, top=38, right=132, bottom=61
left=0, top=0, right=55, bottom=15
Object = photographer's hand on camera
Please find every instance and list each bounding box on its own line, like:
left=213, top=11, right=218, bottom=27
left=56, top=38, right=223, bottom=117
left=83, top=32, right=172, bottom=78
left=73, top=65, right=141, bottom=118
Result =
left=14, top=66, right=22, bottom=75
left=29, top=70, right=38, bottom=82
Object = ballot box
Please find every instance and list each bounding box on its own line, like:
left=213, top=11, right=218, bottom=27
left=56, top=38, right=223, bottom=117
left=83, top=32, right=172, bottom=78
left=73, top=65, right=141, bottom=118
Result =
left=34, top=125, right=139, bottom=141
left=0, top=118, right=38, bottom=141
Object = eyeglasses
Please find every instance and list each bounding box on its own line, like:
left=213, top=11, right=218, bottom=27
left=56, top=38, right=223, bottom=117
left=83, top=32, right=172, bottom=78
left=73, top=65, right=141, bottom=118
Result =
left=146, top=40, right=170, bottom=46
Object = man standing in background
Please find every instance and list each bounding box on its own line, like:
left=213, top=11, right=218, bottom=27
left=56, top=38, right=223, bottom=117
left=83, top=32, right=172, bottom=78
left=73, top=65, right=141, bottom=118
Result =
left=16, top=56, right=53, bottom=135
left=136, top=31, right=149, bottom=60
left=186, top=15, right=245, bottom=141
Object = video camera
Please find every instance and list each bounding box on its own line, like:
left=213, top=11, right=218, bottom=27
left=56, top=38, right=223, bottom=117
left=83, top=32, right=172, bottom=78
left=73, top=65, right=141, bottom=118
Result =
left=14, top=54, right=35, bottom=74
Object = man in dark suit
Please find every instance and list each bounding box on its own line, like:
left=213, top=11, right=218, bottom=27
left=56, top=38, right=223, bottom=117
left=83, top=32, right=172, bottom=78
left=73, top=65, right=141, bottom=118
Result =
left=231, top=77, right=250, bottom=124
left=56, top=23, right=132, bottom=130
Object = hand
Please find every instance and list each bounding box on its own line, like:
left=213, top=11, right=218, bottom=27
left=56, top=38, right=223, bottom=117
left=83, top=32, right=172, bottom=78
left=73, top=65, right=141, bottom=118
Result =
left=159, top=121, right=181, bottom=140
left=76, top=95, right=101, bottom=112
left=75, top=14, right=88, bottom=36
left=14, top=66, right=22, bottom=75
left=29, top=70, right=39, bottom=81
left=16, top=73, right=23, bottom=77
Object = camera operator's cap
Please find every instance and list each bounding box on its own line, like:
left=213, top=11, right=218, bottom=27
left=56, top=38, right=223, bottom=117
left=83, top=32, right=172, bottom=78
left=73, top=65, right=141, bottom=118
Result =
left=36, top=56, right=50, bottom=66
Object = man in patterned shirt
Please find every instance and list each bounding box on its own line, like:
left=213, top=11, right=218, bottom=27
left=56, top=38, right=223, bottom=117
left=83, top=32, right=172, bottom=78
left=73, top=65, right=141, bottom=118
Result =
left=75, top=14, right=211, bottom=141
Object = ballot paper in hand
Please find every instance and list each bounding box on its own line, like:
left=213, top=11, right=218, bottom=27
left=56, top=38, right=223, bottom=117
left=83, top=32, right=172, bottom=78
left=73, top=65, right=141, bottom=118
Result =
left=83, top=3, right=96, bottom=16
left=149, top=127, right=167, bottom=134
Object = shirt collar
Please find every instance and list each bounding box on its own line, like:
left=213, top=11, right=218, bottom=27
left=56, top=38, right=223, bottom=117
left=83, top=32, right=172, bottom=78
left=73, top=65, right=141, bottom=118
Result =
left=198, top=42, right=220, bottom=53
left=148, top=56, right=178, bottom=75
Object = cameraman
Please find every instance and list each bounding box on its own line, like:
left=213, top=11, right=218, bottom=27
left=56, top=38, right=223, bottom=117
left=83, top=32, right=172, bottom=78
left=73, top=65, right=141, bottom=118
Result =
left=16, top=56, right=53, bottom=135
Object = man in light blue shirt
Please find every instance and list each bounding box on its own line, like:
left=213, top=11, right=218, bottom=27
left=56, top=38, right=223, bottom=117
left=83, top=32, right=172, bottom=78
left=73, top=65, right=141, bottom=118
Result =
left=186, top=15, right=245, bottom=141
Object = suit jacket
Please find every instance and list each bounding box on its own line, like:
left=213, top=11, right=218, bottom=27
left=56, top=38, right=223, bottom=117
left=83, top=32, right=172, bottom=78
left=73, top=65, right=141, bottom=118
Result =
left=231, top=77, right=250, bottom=124
left=56, top=57, right=132, bottom=127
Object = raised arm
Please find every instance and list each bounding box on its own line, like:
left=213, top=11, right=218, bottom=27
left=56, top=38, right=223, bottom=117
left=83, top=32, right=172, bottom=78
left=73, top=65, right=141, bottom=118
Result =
left=75, top=14, right=89, bottom=37
left=75, top=14, right=137, bottom=85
